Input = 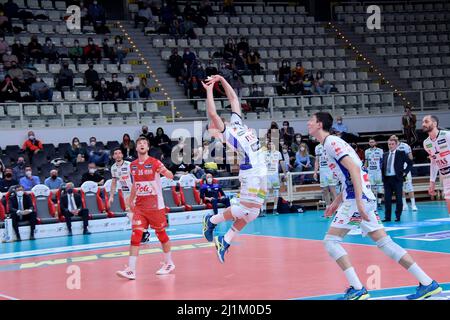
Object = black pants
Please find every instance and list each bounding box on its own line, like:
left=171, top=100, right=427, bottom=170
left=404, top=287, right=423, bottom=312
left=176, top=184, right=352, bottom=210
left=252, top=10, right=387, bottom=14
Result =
left=11, top=211, right=37, bottom=239
left=384, top=176, right=403, bottom=220
left=209, top=197, right=231, bottom=215
left=64, top=209, right=89, bottom=231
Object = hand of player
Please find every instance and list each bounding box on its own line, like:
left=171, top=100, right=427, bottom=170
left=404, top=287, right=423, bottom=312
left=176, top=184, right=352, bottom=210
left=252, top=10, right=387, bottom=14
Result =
left=205, top=75, right=223, bottom=85
left=356, top=200, right=371, bottom=222
left=108, top=197, right=114, bottom=207
left=428, top=181, right=436, bottom=196
left=201, top=81, right=214, bottom=91
left=313, top=173, right=318, bottom=181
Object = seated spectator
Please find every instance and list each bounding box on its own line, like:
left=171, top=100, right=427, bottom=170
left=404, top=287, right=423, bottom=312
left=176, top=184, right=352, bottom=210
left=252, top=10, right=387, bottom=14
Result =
left=280, top=121, right=295, bottom=147
left=249, top=84, right=267, bottom=111
left=294, top=143, right=312, bottom=183
left=95, top=78, right=109, bottom=101
left=236, top=37, right=249, bottom=55
left=86, top=137, right=110, bottom=167
left=81, top=162, right=105, bottom=186
left=84, top=62, right=100, bottom=92
left=288, top=74, right=302, bottom=95
left=205, top=61, right=218, bottom=77
left=66, top=137, right=89, bottom=166
left=22, top=62, right=37, bottom=88
left=291, top=134, right=303, bottom=154
left=27, top=35, right=43, bottom=63
left=102, top=38, right=115, bottom=63
left=44, top=169, right=64, bottom=190
left=229, top=71, right=243, bottom=97
left=139, top=77, right=151, bottom=99
left=2, top=49, right=18, bottom=70
left=278, top=60, right=291, bottom=85
left=191, top=61, right=206, bottom=80
left=134, top=3, right=154, bottom=31
left=120, top=133, right=136, bottom=161
left=88, top=0, right=106, bottom=29
left=234, top=50, right=248, bottom=73
left=187, top=76, right=203, bottom=99
left=182, top=47, right=196, bottom=69
left=223, top=37, right=237, bottom=61
left=30, top=77, right=53, bottom=102
left=329, top=83, right=339, bottom=93
left=200, top=173, right=231, bottom=215
left=83, top=37, right=102, bottom=64
left=11, top=38, right=25, bottom=64
left=8, top=61, right=26, bottom=90
left=266, top=121, right=280, bottom=142
left=302, top=73, right=314, bottom=95
left=0, top=75, right=20, bottom=102
left=198, top=0, right=213, bottom=17
left=168, top=48, right=184, bottom=82
left=57, top=42, right=69, bottom=60
left=281, top=144, right=295, bottom=172
left=13, top=156, right=26, bottom=180
left=107, top=73, right=125, bottom=101
left=42, top=37, right=59, bottom=63
left=153, top=127, right=172, bottom=156
left=169, top=18, right=183, bottom=38
left=292, top=61, right=305, bottom=79
left=0, top=11, right=12, bottom=34
left=113, top=36, right=127, bottom=65
left=0, top=36, right=9, bottom=60
left=0, top=167, right=18, bottom=193
left=125, top=74, right=140, bottom=100
left=314, top=71, right=331, bottom=95
left=68, top=40, right=83, bottom=66
left=246, top=50, right=261, bottom=75
left=332, top=116, right=348, bottom=136
left=19, top=166, right=40, bottom=191
left=56, top=62, right=74, bottom=93
left=60, top=182, right=90, bottom=236
left=8, top=185, right=37, bottom=241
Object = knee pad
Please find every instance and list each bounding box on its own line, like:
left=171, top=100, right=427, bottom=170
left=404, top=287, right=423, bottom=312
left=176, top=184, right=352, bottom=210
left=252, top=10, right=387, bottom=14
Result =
left=376, top=236, right=407, bottom=262
left=131, top=228, right=143, bottom=247
left=155, top=229, right=169, bottom=244
left=323, top=234, right=347, bottom=260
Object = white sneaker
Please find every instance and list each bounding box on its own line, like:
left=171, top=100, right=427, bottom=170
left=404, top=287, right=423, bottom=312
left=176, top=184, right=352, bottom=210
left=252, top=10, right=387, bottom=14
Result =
left=412, top=206, right=418, bottom=211
left=116, top=266, right=136, bottom=280
left=402, top=205, right=409, bottom=211
left=156, top=262, right=175, bottom=275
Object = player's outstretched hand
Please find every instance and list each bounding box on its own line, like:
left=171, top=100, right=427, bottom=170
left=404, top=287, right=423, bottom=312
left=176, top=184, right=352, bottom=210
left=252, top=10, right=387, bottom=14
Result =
left=205, top=75, right=223, bottom=85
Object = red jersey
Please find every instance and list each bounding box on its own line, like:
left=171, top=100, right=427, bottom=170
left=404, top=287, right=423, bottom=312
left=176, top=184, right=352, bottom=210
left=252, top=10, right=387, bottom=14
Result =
left=130, top=157, right=165, bottom=210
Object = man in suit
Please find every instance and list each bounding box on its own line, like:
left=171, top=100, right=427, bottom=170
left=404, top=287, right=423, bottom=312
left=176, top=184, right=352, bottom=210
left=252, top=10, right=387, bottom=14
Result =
left=8, top=185, right=37, bottom=241
left=60, top=182, right=91, bottom=236
left=382, top=136, right=413, bottom=222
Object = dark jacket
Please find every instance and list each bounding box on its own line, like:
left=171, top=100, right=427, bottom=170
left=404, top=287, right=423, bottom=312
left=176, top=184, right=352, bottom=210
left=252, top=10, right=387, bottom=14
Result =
left=382, top=150, right=413, bottom=182
left=60, top=192, right=83, bottom=215
left=8, top=193, right=34, bottom=214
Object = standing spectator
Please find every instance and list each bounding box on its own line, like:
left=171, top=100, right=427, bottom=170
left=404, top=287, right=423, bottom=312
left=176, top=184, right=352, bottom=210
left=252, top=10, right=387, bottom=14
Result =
left=8, top=185, right=37, bottom=241
left=19, top=166, right=40, bottom=191
left=13, top=156, right=26, bottom=180
left=2, top=49, right=18, bottom=70
left=30, top=77, right=53, bottom=102
left=0, top=75, right=20, bottom=102
left=200, top=173, right=231, bottom=215
left=81, top=163, right=105, bottom=185
left=125, top=74, right=140, bottom=100
left=42, top=37, right=59, bottom=63
left=120, top=133, right=136, bottom=161
left=182, top=47, right=196, bottom=69
left=84, top=62, right=100, bottom=92
left=134, top=3, right=154, bottom=31
left=138, top=77, right=151, bottom=99
left=60, top=182, right=90, bottom=236
left=27, top=35, right=43, bottom=63
left=88, top=0, right=106, bottom=30
left=113, top=36, right=127, bottom=65
left=65, top=137, right=88, bottom=166
left=314, top=71, right=331, bottom=95
left=154, top=127, right=172, bottom=156
left=83, top=37, right=102, bottom=64
left=56, top=62, right=74, bottom=97
left=107, top=73, right=125, bottom=101
left=168, top=48, right=184, bottom=82
left=86, top=137, right=110, bottom=167
left=22, top=131, right=43, bottom=163
left=68, top=39, right=83, bottom=66
left=280, top=121, right=295, bottom=147
left=0, top=167, right=18, bottom=193
left=44, top=169, right=64, bottom=190
left=402, top=107, right=417, bottom=146
left=11, top=38, right=25, bottom=64
left=246, top=50, right=261, bottom=75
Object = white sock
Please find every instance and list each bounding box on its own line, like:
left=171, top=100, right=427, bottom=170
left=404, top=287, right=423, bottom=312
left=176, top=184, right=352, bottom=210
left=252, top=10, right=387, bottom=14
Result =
left=408, top=263, right=432, bottom=286
left=402, top=197, right=408, bottom=208
left=163, top=251, right=173, bottom=265
left=344, top=267, right=363, bottom=290
left=411, top=198, right=416, bottom=207
left=224, top=226, right=239, bottom=244
left=128, top=256, right=137, bottom=271
left=210, top=213, right=226, bottom=224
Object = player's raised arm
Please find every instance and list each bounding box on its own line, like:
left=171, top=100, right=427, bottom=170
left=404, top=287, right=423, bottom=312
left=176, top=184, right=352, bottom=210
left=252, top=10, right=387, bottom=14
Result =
left=206, top=75, right=241, bottom=117
left=159, top=163, right=174, bottom=180
left=202, top=80, right=225, bottom=133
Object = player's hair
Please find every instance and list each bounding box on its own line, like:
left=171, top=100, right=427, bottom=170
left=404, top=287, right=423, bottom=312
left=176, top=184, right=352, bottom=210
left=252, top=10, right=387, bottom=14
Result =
left=388, top=136, right=399, bottom=144
left=369, top=137, right=376, bottom=142
left=112, top=147, right=122, bottom=154
left=430, top=115, right=439, bottom=127
left=136, top=136, right=150, bottom=146
left=314, top=112, right=333, bottom=132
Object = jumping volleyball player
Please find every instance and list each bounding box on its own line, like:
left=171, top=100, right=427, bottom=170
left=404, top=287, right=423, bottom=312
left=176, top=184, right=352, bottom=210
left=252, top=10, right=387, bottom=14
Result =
left=116, top=137, right=175, bottom=280
left=202, top=75, right=267, bottom=263
left=422, top=115, right=450, bottom=215
left=308, top=112, right=441, bottom=300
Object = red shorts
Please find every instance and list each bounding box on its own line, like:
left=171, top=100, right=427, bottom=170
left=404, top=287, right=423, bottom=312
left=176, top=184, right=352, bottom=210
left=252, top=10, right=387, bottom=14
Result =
left=132, top=208, right=167, bottom=232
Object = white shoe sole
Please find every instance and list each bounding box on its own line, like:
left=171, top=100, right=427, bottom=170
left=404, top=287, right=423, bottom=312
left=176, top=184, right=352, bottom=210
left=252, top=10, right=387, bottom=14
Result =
left=116, top=271, right=136, bottom=280
left=156, top=265, right=175, bottom=275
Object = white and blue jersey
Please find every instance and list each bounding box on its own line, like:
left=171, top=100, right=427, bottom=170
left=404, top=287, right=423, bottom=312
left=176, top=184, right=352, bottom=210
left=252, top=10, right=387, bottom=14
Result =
left=324, top=135, right=375, bottom=201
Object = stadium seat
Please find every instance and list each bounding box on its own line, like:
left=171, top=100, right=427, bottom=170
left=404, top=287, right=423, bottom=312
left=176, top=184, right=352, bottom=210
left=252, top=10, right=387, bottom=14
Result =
left=103, top=180, right=127, bottom=218
left=31, top=185, right=58, bottom=224
left=79, top=181, right=108, bottom=220
left=160, top=177, right=185, bottom=213
left=178, top=174, right=207, bottom=211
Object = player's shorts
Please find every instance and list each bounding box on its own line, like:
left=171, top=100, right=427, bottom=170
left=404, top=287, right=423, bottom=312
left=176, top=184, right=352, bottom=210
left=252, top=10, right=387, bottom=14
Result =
left=267, top=173, right=280, bottom=189
left=368, top=171, right=384, bottom=193
left=403, top=172, right=414, bottom=193
left=238, top=166, right=267, bottom=206
left=319, top=170, right=338, bottom=188
left=132, top=208, right=167, bottom=232
left=330, top=199, right=384, bottom=236
left=442, top=174, right=450, bottom=200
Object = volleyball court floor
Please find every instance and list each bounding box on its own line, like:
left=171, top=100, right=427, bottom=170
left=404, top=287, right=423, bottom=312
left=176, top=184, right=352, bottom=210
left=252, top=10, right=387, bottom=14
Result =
left=1, top=201, right=450, bottom=300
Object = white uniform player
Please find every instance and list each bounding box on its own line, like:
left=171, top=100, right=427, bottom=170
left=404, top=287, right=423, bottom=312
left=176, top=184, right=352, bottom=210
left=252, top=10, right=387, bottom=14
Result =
left=111, top=160, right=133, bottom=200
left=314, top=143, right=338, bottom=208
left=263, top=141, right=285, bottom=214
left=395, top=139, right=418, bottom=211
left=364, top=144, right=384, bottom=202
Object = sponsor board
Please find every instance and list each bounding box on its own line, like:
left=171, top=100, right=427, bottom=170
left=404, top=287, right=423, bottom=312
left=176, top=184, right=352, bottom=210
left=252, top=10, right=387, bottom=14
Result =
left=168, top=208, right=224, bottom=226
left=396, top=230, right=450, bottom=242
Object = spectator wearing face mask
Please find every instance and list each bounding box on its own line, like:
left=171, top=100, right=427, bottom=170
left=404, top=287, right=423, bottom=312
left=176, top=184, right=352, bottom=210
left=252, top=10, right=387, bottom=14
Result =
left=44, top=169, right=64, bottom=190
left=107, top=73, right=125, bottom=101
left=27, top=35, right=43, bottom=63
left=95, top=77, right=109, bottom=101
left=281, top=145, right=295, bottom=172
left=182, top=48, right=196, bottom=69
left=88, top=0, right=106, bottom=30
left=102, top=38, right=115, bottom=63
left=291, top=134, right=303, bottom=153
left=234, top=50, right=248, bottom=73
left=86, top=137, right=110, bottom=167
left=138, top=77, right=152, bottom=99
left=19, top=166, right=41, bottom=191
left=83, top=37, right=102, bottom=64
left=68, top=39, right=83, bottom=66
left=22, top=131, right=43, bottom=163
left=0, top=74, right=20, bottom=102
left=278, top=60, right=291, bottom=86
left=332, top=116, right=348, bottom=135
left=42, top=37, right=59, bottom=63
left=246, top=50, right=261, bottom=75
left=2, top=48, right=18, bottom=70
left=120, top=133, right=136, bottom=161
left=125, top=75, right=140, bottom=100
left=81, top=162, right=105, bottom=185
left=84, top=62, right=100, bottom=92
left=200, top=173, right=231, bottom=215
left=56, top=62, right=74, bottom=95
left=280, top=121, right=295, bottom=147
left=30, top=77, right=53, bottom=102
left=11, top=38, right=25, bottom=64
left=60, top=182, right=90, bottom=236
left=139, top=125, right=154, bottom=144
left=0, top=167, right=18, bottom=193
left=113, top=36, right=127, bottom=65
left=9, top=185, right=37, bottom=241
left=13, top=156, right=26, bottom=180
left=66, top=137, right=89, bottom=166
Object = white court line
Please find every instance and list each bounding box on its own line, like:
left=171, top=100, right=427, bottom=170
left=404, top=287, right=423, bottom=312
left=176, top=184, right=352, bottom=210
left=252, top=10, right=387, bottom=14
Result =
left=370, top=290, right=450, bottom=300
left=0, top=293, right=20, bottom=300
left=0, top=233, right=202, bottom=260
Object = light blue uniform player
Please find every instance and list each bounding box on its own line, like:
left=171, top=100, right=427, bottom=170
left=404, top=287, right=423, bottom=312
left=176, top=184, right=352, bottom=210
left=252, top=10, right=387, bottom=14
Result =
left=314, top=143, right=338, bottom=208
left=364, top=138, right=384, bottom=206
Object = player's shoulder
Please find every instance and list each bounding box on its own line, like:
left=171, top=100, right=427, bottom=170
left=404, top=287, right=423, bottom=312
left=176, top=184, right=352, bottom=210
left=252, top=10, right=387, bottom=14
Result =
left=124, top=160, right=131, bottom=166
left=423, top=136, right=432, bottom=146
left=440, top=130, right=450, bottom=137
left=324, top=135, right=343, bottom=148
